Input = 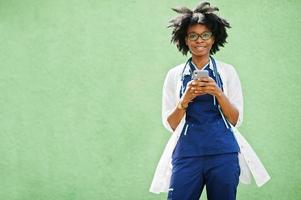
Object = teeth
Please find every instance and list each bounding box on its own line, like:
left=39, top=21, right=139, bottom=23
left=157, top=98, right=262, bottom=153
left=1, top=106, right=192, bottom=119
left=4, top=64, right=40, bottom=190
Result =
left=196, top=46, right=205, bottom=50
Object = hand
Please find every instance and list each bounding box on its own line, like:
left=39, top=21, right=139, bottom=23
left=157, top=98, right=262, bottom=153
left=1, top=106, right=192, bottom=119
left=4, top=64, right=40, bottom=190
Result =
left=180, top=77, right=223, bottom=107
left=194, top=77, right=223, bottom=97
left=180, top=80, right=205, bottom=106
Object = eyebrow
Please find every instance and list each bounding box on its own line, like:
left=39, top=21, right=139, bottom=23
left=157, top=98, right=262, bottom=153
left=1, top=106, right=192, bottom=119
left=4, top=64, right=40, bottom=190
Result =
left=187, top=31, right=211, bottom=34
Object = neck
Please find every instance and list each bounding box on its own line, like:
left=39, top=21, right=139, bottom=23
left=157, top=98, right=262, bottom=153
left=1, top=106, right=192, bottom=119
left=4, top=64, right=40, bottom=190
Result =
left=191, top=55, right=210, bottom=69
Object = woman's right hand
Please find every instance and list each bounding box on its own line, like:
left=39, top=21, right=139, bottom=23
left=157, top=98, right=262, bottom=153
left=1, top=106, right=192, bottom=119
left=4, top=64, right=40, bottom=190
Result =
left=180, top=79, right=206, bottom=107
left=167, top=79, right=206, bottom=131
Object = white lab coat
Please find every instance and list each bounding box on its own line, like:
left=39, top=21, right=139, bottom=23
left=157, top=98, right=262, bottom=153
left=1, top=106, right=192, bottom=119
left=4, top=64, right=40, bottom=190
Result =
left=149, top=60, right=271, bottom=194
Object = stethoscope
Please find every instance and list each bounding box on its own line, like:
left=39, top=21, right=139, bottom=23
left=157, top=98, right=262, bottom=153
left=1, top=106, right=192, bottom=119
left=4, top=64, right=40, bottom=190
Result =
left=180, top=56, right=231, bottom=129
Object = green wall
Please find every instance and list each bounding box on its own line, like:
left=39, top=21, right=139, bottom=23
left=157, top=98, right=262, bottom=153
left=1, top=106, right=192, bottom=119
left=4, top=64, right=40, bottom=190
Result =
left=0, top=0, right=300, bottom=199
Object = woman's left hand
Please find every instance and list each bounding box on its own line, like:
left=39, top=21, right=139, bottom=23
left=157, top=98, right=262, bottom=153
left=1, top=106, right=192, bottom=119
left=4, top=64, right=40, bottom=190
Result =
left=193, top=77, right=223, bottom=97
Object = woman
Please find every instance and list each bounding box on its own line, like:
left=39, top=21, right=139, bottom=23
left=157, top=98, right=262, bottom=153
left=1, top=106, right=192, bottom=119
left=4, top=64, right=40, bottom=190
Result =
left=149, top=2, right=270, bottom=200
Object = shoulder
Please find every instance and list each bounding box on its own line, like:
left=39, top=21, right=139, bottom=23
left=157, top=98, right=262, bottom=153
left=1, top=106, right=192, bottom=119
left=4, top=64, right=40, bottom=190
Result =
left=216, top=60, right=237, bottom=74
left=215, top=59, right=240, bottom=79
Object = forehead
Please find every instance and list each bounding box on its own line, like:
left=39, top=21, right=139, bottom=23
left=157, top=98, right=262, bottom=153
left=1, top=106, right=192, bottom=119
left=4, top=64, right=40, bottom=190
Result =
left=187, top=24, right=210, bottom=34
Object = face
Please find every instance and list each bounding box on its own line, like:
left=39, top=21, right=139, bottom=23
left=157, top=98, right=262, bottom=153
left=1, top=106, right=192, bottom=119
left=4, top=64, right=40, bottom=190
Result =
left=185, top=24, right=215, bottom=57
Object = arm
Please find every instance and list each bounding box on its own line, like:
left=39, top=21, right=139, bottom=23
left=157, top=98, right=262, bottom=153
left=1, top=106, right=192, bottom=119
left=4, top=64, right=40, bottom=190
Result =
left=162, top=68, right=198, bottom=132
left=167, top=80, right=206, bottom=131
left=192, top=65, right=243, bottom=127
left=167, top=105, right=186, bottom=132
left=215, top=90, right=239, bottom=126
left=166, top=82, right=195, bottom=131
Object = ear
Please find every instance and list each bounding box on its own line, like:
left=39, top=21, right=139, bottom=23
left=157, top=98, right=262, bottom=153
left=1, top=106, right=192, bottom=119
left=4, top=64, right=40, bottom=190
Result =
left=185, top=37, right=188, bottom=46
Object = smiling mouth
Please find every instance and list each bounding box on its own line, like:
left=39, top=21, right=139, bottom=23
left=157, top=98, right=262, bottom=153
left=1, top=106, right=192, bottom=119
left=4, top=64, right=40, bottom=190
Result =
left=195, top=46, right=206, bottom=50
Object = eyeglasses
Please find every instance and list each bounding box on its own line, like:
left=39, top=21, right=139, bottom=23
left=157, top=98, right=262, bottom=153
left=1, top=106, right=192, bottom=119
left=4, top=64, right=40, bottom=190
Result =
left=187, top=31, right=213, bottom=41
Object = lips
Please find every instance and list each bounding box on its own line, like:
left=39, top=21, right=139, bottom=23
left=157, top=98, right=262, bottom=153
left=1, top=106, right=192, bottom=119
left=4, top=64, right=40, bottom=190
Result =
left=195, top=46, right=206, bottom=51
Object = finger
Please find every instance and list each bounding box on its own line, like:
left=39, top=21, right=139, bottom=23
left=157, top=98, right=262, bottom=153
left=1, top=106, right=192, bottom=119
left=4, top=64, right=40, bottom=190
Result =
left=199, top=77, right=209, bottom=82
left=194, top=88, right=205, bottom=94
left=205, top=82, right=216, bottom=87
left=194, top=81, right=206, bottom=87
left=193, top=88, right=200, bottom=95
left=189, top=86, right=196, bottom=95
left=202, top=86, right=216, bottom=95
left=189, top=80, right=197, bottom=86
left=187, top=83, right=197, bottom=91
left=189, top=86, right=196, bottom=92
left=189, top=92, right=197, bottom=100
left=197, top=91, right=206, bottom=96
left=200, top=77, right=215, bottom=83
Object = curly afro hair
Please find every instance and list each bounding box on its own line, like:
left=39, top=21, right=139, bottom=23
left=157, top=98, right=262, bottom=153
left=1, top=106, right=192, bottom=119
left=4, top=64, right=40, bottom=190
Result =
left=168, top=1, right=231, bottom=55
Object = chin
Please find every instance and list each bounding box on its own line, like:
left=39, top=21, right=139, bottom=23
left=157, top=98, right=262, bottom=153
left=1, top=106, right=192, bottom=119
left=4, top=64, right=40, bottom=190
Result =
left=191, top=51, right=209, bottom=57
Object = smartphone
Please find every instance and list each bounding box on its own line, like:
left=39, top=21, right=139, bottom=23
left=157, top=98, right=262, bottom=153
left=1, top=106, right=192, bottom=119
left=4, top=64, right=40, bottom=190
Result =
left=192, top=70, right=209, bottom=80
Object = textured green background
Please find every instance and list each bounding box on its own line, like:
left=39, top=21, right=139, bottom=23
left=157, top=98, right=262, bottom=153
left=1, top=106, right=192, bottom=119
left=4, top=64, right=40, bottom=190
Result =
left=0, top=0, right=300, bottom=199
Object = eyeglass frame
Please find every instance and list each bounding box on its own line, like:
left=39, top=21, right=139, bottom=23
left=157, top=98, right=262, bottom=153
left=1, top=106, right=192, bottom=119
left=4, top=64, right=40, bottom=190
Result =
left=186, top=31, right=213, bottom=41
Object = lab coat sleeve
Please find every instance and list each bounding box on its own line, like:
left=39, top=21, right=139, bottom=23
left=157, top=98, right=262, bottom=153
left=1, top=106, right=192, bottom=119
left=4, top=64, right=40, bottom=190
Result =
left=226, top=65, right=244, bottom=128
left=162, top=69, right=178, bottom=133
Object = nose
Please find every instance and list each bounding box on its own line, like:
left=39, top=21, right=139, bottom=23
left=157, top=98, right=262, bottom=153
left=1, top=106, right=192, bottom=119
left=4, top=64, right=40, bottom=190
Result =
left=196, top=37, right=204, bottom=43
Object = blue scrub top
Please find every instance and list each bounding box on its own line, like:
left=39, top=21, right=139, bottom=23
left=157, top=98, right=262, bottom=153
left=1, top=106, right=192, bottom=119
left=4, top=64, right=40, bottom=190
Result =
left=172, top=60, right=240, bottom=159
